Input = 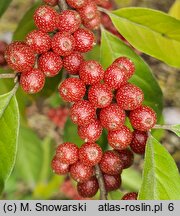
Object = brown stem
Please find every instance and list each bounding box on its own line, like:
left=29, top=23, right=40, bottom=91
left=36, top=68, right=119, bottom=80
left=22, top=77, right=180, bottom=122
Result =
left=58, top=0, right=68, bottom=11
left=0, top=73, right=16, bottom=79
left=95, top=164, right=108, bottom=200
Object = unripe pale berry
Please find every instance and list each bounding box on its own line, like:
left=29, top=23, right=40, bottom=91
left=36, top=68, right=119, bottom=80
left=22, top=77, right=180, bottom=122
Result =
left=107, top=126, right=133, bottom=150
left=116, top=83, right=144, bottom=110
left=129, top=105, right=157, bottom=131
left=117, top=149, right=134, bottom=169
left=77, top=176, right=99, bottom=198
left=25, top=30, right=51, bottom=54
left=33, top=5, right=58, bottom=32
left=66, top=0, right=88, bottom=9
left=63, top=51, right=84, bottom=75
left=88, top=83, right=113, bottom=108
left=59, top=77, right=86, bottom=102
left=79, top=60, right=104, bottom=85
left=38, top=51, right=63, bottom=77
left=100, top=104, right=126, bottom=131
left=52, top=32, right=75, bottom=56
left=70, top=100, right=96, bottom=126
left=122, top=192, right=138, bottom=200
left=20, top=69, right=45, bottom=94
left=56, top=142, right=79, bottom=165
left=70, top=161, right=94, bottom=182
left=5, top=42, right=35, bottom=73
left=79, top=142, right=103, bottom=167
left=103, top=174, right=121, bottom=192
left=130, top=130, right=148, bottom=154
left=51, top=156, right=69, bottom=175
left=73, top=28, right=95, bottom=53
left=78, top=119, right=102, bottom=142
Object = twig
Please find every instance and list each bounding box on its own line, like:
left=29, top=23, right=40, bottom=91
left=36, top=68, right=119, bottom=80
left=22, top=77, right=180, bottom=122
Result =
left=98, top=6, right=109, bottom=14
left=0, top=73, right=16, bottom=79
left=95, top=164, right=108, bottom=200
left=153, top=124, right=176, bottom=131
left=58, top=0, right=68, bottom=11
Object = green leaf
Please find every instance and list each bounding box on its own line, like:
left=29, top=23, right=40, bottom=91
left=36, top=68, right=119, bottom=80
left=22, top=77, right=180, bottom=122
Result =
left=138, top=135, right=180, bottom=200
left=109, top=189, right=123, bottom=200
left=0, top=0, right=12, bottom=17
left=169, top=0, right=180, bottom=20
left=108, top=7, right=180, bottom=68
left=100, top=29, right=163, bottom=121
left=13, top=2, right=41, bottom=40
left=0, top=90, right=19, bottom=193
left=171, top=124, right=180, bottom=137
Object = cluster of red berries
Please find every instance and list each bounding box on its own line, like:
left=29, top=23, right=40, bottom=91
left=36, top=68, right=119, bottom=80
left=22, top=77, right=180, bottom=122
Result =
left=0, top=41, right=8, bottom=66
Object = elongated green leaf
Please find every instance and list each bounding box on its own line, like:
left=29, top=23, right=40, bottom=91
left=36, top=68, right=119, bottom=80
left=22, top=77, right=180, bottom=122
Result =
left=169, top=0, right=180, bottom=20
left=0, top=0, right=12, bottom=17
left=0, top=90, right=19, bottom=193
left=100, top=29, right=163, bottom=120
left=108, top=7, right=180, bottom=67
left=138, top=135, right=180, bottom=200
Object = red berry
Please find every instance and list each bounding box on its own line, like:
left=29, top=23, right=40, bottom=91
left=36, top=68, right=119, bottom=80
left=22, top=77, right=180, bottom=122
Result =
left=73, top=28, right=95, bottom=53
left=104, top=64, right=127, bottom=90
left=100, top=104, right=126, bottom=131
left=63, top=51, right=84, bottom=75
left=56, top=142, right=79, bottom=164
left=20, top=68, right=45, bottom=94
left=116, top=83, right=144, bottom=110
left=78, top=119, right=102, bottom=142
left=107, top=126, right=133, bottom=150
left=59, top=77, right=86, bottom=102
left=0, top=54, right=6, bottom=65
left=43, top=0, right=58, bottom=6
left=33, top=5, right=58, bottom=32
left=99, top=150, right=123, bottom=175
left=0, top=41, right=8, bottom=53
left=129, top=105, right=157, bottom=131
left=52, top=32, right=75, bottom=56
left=38, top=51, right=63, bottom=77
left=70, top=161, right=94, bottom=182
left=88, top=83, right=113, bottom=108
left=122, top=192, right=138, bottom=200
left=79, top=142, right=103, bottom=167
left=77, top=176, right=99, bottom=198
left=130, top=130, right=148, bottom=154
left=5, top=42, right=35, bottom=72
left=51, top=156, right=69, bottom=175
left=78, top=1, right=97, bottom=22
left=117, top=149, right=134, bottom=169
left=25, top=30, right=51, bottom=54
left=79, top=60, right=104, bottom=85
left=70, top=100, right=96, bottom=126
left=113, top=57, right=135, bottom=79
left=66, top=0, right=88, bottom=9
left=103, top=174, right=121, bottom=192
left=58, top=10, right=81, bottom=33
left=83, top=11, right=101, bottom=30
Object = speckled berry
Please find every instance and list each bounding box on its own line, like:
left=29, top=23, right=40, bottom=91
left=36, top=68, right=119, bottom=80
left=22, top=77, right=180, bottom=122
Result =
left=20, top=68, right=45, bottom=94
left=70, top=161, right=94, bottom=182
left=99, top=150, right=123, bottom=175
left=100, top=104, right=126, bottom=131
left=129, top=105, right=157, bottom=131
left=56, top=142, right=79, bottom=164
left=116, top=83, right=144, bottom=110
left=43, top=0, right=58, bottom=6
left=63, top=51, right=84, bottom=75
left=104, top=64, right=127, bottom=90
left=107, top=126, right=133, bottom=150
left=58, top=10, right=81, bottom=33
left=79, top=60, right=104, bottom=85
left=117, top=149, right=134, bottom=169
left=113, top=57, right=135, bottom=79
left=5, top=42, right=35, bottom=72
left=79, top=142, right=103, bottom=167
left=52, top=32, right=75, bottom=56
left=78, top=1, right=97, bottom=22
left=25, top=30, right=51, bottom=54
left=70, top=100, right=96, bottom=126
left=78, top=119, right=102, bottom=142
left=38, top=51, right=63, bottom=77
left=59, top=77, right=86, bottom=102
left=51, top=156, right=69, bottom=175
left=103, top=174, right=121, bottom=192
left=130, top=130, right=148, bottom=154
left=122, top=192, right=138, bottom=200
left=77, top=176, right=99, bottom=198
left=33, top=5, right=58, bottom=32
left=66, top=0, right=88, bottom=9
left=88, top=83, right=113, bottom=108
left=83, top=11, right=101, bottom=30
left=73, top=28, right=95, bottom=53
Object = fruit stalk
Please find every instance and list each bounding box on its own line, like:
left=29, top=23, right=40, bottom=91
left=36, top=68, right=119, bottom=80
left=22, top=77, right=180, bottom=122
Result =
left=58, top=0, right=68, bottom=11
